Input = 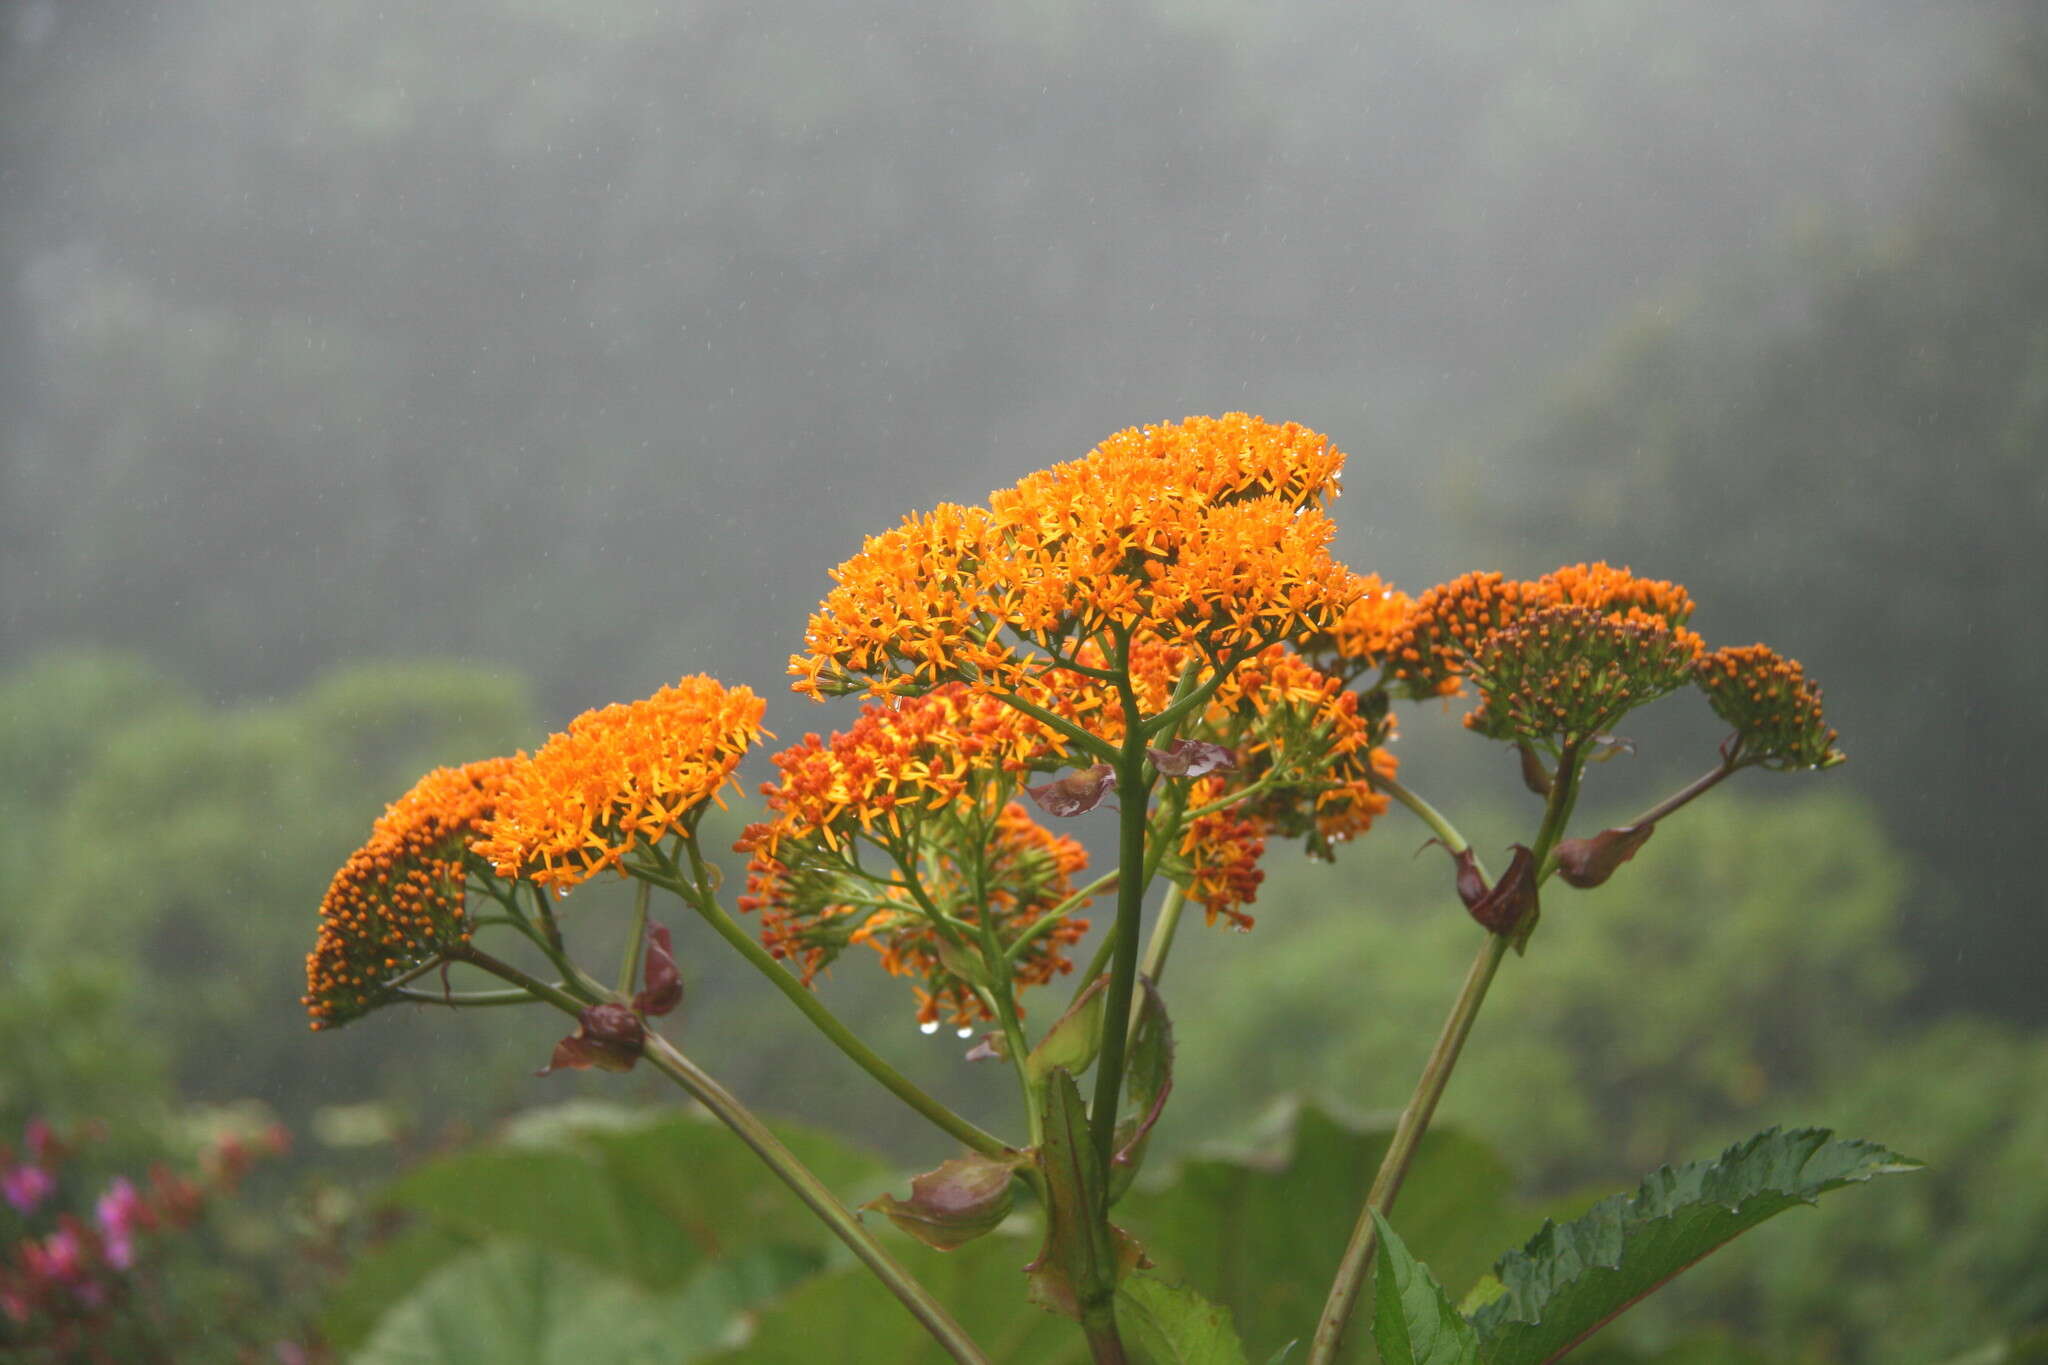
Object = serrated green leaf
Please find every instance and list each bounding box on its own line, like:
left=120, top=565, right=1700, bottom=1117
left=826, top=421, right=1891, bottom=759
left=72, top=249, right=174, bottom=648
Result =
left=1470, top=1127, right=1920, bottom=1364
left=1370, top=1212, right=1479, bottom=1365
left=1117, top=1273, right=1251, bottom=1365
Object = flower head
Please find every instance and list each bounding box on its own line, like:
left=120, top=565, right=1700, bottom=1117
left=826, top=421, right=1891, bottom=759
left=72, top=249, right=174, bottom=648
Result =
left=1207, top=643, right=1397, bottom=856
left=746, top=799, right=1092, bottom=1030
left=738, top=684, right=1059, bottom=865
left=1695, top=644, right=1844, bottom=769
left=1299, top=571, right=1414, bottom=681
left=304, top=758, right=516, bottom=1030
left=1388, top=563, right=1692, bottom=700
left=1174, top=779, right=1268, bottom=929
left=792, top=415, right=1358, bottom=702
left=737, top=686, right=1096, bottom=1026
left=475, top=676, right=767, bottom=891
left=1462, top=604, right=1704, bottom=748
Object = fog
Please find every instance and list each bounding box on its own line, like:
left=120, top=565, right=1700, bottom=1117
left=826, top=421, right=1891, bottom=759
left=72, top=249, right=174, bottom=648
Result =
left=4, top=4, right=2046, bottom=1355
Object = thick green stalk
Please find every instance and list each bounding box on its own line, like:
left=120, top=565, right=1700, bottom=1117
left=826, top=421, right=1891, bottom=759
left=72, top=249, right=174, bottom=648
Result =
left=1087, top=730, right=1154, bottom=1170
left=634, top=862, right=1012, bottom=1160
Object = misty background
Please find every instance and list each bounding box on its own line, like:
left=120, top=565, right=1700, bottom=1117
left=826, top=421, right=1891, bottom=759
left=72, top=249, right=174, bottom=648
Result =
left=3, top=0, right=2045, bottom=1359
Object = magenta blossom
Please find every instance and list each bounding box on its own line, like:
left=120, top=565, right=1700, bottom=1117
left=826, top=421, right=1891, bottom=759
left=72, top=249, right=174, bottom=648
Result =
left=2, top=1161, right=54, bottom=1216
left=95, top=1177, right=147, bottom=1270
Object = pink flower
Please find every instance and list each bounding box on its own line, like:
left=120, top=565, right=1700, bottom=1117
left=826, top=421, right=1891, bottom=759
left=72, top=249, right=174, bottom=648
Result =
left=1, top=1161, right=54, bottom=1216
left=95, top=1178, right=146, bottom=1271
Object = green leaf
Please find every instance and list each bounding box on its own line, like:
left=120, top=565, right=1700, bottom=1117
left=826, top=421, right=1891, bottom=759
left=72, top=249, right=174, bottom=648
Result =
left=1370, top=1213, right=1478, bottom=1365
left=703, top=1232, right=1087, bottom=1364
left=1028, top=974, right=1108, bottom=1084
left=350, top=1239, right=808, bottom=1364
left=1108, top=976, right=1175, bottom=1204
left=319, top=1223, right=474, bottom=1351
left=1117, top=1273, right=1251, bottom=1365
left=1028, top=1067, right=1144, bottom=1320
left=1470, top=1128, right=1920, bottom=1364
left=380, top=1105, right=888, bottom=1290
left=1119, top=1101, right=1523, bottom=1362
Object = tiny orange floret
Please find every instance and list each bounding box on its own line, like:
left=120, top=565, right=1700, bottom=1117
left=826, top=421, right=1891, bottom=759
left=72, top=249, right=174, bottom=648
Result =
left=475, top=676, right=767, bottom=892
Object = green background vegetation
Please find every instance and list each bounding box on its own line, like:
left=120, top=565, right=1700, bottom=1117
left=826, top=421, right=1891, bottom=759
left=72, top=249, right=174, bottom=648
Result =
left=2, top=1, right=2042, bottom=1359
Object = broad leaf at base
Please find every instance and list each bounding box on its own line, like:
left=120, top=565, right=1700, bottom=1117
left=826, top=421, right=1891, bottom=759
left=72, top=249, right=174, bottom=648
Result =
left=1468, top=1127, right=1919, bottom=1364
left=1370, top=1212, right=1479, bottom=1365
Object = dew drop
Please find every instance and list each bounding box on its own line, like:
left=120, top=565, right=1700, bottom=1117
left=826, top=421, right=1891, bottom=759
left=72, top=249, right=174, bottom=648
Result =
left=956, top=1026, right=974, bottom=1039
left=919, top=1020, right=941, bottom=1035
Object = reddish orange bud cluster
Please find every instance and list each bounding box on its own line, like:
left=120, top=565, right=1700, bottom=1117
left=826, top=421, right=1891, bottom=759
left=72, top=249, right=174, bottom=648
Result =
left=1695, top=644, right=1844, bottom=770
left=303, top=758, right=516, bottom=1030
left=1387, top=563, right=1693, bottom=700
left=1175, top=778, right=1268, bottom=929
left=1462, top=605, right=1704, bottom=748
left=748, top=800, right=1092, bottom=1031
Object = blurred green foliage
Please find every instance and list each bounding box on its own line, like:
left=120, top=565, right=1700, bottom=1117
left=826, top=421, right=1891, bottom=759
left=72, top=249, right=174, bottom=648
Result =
left=0, top=650, right=543, bottom=1138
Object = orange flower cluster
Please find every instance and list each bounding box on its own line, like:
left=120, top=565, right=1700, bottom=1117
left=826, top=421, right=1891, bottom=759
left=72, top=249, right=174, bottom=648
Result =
left=1209, top=644, right=1397, bottom=853
left=738, top=689, right=1095, bottom=1026
left=1463, top=605, right=1705, bottom=748
left=1176, top=778, right=1268, bottom=929
left=474, top=676, right=767, bottom=891
left=737, top=684, right=1063, bottom=864
left=1695, top=644, right=1844, bottom=770
left=304, top=758, right=517, bottom=1030
left=791, top=415, right=1358, bottom=702
left=1386, top=562, right=1694, bottom=699
left=749, top=802, right=1093, bottom=1031
left=1300, top=572, right=1415, bottom=682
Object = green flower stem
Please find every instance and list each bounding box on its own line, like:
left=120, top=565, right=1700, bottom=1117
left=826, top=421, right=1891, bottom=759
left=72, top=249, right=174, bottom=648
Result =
left=618, top=877, right=652, bottom=996
left=1309, top=759, right=1585, bottom=1364
left=635, top=1029, right=992, bottom=1365
left=392, top=985, right=546, bottom=1007
left=1070, top=925, right=1119, bottom=1001
left=1138, top=882, right=1189, bottom=985
left=1627, top=757, right=1741, bottom=829
left=633, top=861, right=1013, bottom=1160
left=1087, top=727, right=1156, bottom=1170
left=1307, top=929, right=1510, bottom=1364
left=446, top=943, right=595, bottom=1016
left=1007, top=869, right=1121, bottom=963
left=527, top=880, right=568, bottom=956
left=992, top=687, right=1120, bottom=765
left=1376, top=773, right=1486, bottom=874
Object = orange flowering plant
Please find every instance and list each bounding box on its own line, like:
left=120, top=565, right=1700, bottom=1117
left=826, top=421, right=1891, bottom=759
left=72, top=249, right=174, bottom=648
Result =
left=305, top=416, right=1906, bottom=1364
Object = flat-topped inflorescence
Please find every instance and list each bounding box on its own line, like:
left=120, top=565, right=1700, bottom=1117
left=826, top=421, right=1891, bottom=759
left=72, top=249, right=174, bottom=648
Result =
left=791, top=415, right=1359, bottom=702
left=474, top=675, right=767, bottom=892
left=304, top=757, right=517, bottom=1030
left=1696, top=643, right=1845, bottom=770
